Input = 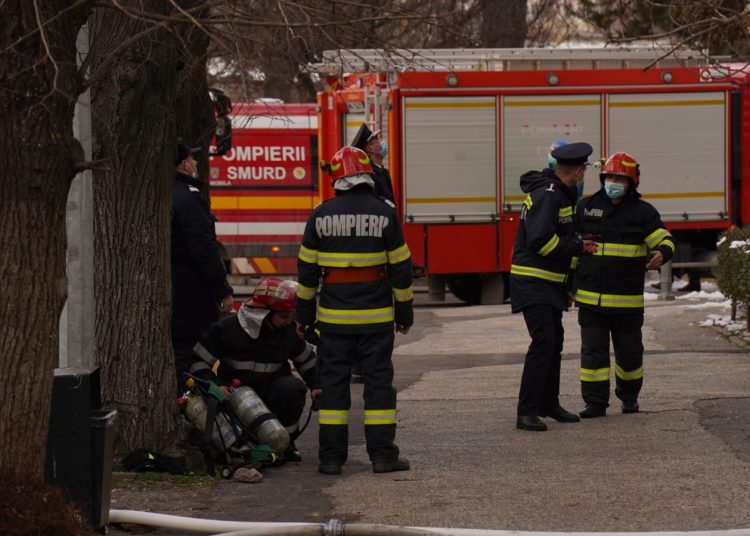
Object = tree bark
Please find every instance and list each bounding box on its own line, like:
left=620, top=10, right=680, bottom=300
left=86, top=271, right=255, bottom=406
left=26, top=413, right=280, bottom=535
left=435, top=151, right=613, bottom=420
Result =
left=174, top=1, right=214, bottom=205
left=479, top=0, right=528, bottom=48
left=89, top=2, right=180, bottom=455
left=0, top=1, right=89, bottom=481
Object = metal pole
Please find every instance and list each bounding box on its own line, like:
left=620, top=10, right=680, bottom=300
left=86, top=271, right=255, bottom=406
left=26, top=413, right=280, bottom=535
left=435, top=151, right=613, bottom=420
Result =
left=658, top=261, right=675, bottom=301
left=59, top=22, right=95, bottom=367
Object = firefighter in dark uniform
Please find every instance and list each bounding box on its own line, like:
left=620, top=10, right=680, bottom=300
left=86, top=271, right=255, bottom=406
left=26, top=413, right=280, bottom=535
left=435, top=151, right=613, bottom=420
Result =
left=351, top=123, right=396, bottom=203
left=511, top=142, right=599, bottom=432
left=296, top=146, right=413, bottom=475
left=573, top=152, right=674, bottom=418
left=187, top=278, right=320, bottom=461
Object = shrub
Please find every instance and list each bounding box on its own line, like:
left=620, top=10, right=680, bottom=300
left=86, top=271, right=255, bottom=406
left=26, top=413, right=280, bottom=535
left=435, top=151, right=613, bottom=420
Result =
left=716, top=226, right=750, bottom=326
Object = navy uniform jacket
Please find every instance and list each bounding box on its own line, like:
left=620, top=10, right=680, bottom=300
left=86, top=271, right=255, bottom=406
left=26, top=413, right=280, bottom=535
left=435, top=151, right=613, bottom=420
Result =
left=372, top=163, right=395, bottom=203
left=190, top=314, right=319, bottom=390
left=296, top=185, right=413, bottom=334
left=573, top=188, right=674, bottom=313
left=171, top=172, right=233, bottom=338
left=510, top=168, right=583, bottom=313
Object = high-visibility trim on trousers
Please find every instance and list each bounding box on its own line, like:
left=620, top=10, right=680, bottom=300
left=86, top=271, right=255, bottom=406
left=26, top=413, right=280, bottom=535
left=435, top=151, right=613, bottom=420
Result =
left=616, top=363, right=644, bottom=381
left=319, top=409, right=349, bottom=425
left=580, top=367, right=610, bottom=382
left=364, top=409, right=397, bottom=425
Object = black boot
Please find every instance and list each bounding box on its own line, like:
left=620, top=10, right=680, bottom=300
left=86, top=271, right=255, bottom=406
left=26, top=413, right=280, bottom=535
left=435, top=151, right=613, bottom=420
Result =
left=283, top=441, right=302, bottom=462
left=621, top=401, right=640, bottom=414
left=318, top=463, right=342, bottom=475
left=516, top=416, right=547, bottom=431
left=541, top=406, right=581, bottom=423
left=372, top=458, right=410, bottom=473
left=579, top=404, right=607, bottom=419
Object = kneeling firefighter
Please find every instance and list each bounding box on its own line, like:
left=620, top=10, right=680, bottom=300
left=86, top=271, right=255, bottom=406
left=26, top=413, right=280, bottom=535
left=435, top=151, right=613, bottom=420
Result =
left=186, top=277, right=321, bottom=462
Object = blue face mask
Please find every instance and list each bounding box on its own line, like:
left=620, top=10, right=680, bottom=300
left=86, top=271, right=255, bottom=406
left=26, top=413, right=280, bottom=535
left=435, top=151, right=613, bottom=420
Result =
left=379, top=141, right=388, bottom=158
left=603, top=182, right=626, bottom=200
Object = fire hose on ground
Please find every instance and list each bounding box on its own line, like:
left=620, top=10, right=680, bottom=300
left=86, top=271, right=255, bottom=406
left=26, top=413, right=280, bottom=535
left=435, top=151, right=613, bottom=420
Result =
left=108, top=510, right=750, bottom=536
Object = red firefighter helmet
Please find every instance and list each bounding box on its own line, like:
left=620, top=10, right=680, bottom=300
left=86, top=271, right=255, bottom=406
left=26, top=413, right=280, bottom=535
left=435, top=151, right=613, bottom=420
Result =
left=245, top=277, right=298, bottom=311
left=600, top=152, right=640, bottom=187
left=326, top=146, right=373, bottom=181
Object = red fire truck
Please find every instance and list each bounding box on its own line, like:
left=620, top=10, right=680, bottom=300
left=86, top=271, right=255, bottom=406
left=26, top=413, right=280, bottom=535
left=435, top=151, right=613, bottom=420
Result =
left=313, top=48, right=750, bottom=303
left=209, top=100, right=318, bottom=277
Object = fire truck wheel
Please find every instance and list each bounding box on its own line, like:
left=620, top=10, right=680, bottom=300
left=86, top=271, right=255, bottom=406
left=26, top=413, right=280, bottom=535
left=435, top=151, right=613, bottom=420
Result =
left=447, top=275, right=481, bottom=305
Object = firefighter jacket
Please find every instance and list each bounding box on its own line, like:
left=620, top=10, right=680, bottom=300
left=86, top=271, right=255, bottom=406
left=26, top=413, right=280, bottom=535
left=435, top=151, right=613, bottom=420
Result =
left=296, top=185, right=414, bottom=334
left=171, top=172, right=233, bottom=338
left=190, top=313, right=319, bottom=390
left=510, top=168, right=584, bottom=313
left=573, top=188, right=674, bottom=313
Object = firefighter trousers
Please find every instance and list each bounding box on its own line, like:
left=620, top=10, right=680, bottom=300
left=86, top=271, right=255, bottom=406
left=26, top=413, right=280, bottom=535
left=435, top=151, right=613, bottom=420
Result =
left=255, top=375, right=308, bottom=438
left=517, top=304, right=564, bottom=417
left=578, top=307, right=644, bottom=407
left=317, top=331, right=399, bottom=465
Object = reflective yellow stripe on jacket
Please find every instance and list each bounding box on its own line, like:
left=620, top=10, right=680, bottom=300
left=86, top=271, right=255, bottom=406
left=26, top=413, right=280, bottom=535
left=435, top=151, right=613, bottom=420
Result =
left=319, top=409, right=349, bottom=425
left=364, top=409, right=397, bottom=425
left=580, top=367, right=610, bottom=382
left=392, top=285, right=414, bottom=302
left=317, top=306, right=394, bottom=325
left=387, top=244, right=411, bottom=264
left=296, top=283, right=317, bottom=300
left=317, top=251, right=387, bottom=267
left=575, top=289, right=644, bottom=308
left=538, top=234, right=560, bottom=256
left=511, top=264, right=567, bottom=283
left=645, top=228, right=673, bottom=250
left=298, top=244, right=318, bottom=263
left=592, top=242, right=647, bottom=258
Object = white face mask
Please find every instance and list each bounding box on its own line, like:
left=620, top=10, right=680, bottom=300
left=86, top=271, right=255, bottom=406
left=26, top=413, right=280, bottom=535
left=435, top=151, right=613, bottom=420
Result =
left=183, top=159, right=198, bottom=179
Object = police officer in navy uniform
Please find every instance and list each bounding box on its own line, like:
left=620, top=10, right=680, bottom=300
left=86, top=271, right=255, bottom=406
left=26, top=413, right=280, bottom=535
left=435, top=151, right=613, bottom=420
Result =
left=351, top=123, right=395, bottom=203
left=188, top=277, right=320, bottom=462
left=172, top=138, right=233, bottom=383
left=573, top=152, right=674, bottom=418
left=296, top=146, right=413, bottom=475
left=510, top=142, right=598, bottom=431
left=349, top=124, right=396, bottom=384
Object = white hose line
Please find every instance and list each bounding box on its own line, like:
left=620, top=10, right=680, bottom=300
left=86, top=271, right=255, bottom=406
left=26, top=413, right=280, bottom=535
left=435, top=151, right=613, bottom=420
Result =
left=108, top=509, right=318, bottom=534
left=110, top=510, right=750, bottom=536
left=412, top=530, right=750, bottom=536
left=216, top=524, right=436, bottom=536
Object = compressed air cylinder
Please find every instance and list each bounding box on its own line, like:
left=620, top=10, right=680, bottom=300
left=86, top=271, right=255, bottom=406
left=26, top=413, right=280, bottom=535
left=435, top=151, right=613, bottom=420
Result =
left=228, top=386, right=290, bottom=453
left=182, top=394, right=238, bottom=450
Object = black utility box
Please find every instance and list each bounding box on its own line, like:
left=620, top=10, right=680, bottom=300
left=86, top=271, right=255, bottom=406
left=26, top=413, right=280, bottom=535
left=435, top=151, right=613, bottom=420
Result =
left=46, top=367, right=117, bottom=528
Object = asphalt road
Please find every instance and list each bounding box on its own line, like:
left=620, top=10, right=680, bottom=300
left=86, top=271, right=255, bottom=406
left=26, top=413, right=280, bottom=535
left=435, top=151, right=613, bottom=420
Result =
left=110, top=284, right=750, bottom=534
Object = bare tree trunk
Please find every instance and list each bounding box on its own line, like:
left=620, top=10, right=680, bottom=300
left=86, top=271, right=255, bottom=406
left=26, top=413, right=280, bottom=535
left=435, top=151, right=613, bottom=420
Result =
left=479, top=0, right=528, bottom=47
left=175, top=1, right=214, bottom=205
left=0, top=1, right=88, bottom=481
left=89, top=2, right=180, bottom=455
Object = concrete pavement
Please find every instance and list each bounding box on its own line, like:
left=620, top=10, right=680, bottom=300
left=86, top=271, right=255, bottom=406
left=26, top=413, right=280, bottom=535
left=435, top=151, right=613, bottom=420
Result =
left=110, top=288, right=750, bottom=534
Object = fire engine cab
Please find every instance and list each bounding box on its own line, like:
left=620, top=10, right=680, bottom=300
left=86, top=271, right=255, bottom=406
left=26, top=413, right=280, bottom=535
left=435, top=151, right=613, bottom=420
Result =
left=209, top=100, right=318, bottom=277
left=312, top=48, right=750, bottom=304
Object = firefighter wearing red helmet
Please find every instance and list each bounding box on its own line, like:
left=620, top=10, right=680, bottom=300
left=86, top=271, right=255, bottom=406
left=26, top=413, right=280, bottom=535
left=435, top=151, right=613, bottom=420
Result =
left=573, top=152, right=674, bottom=418
left=297, top=145, right=414, bottom=475
left=187, top=277, right=320, bottom=462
